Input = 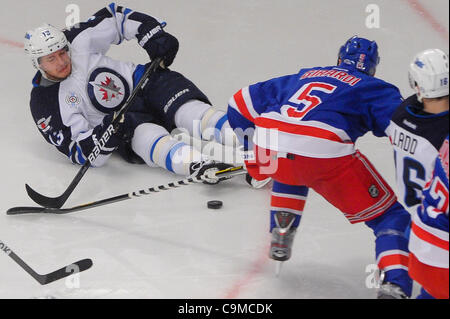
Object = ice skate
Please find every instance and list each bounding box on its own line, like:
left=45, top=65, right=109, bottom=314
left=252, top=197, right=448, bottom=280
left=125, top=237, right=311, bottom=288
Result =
left=269, top=211, right=298, bottom=277
left=377, top=281, right=409, bottom=299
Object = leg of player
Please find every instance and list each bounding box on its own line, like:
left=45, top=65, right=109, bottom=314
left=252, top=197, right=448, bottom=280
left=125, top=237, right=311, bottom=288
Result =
left=131, top=122, right=233, bottom=183
left=269, top=182, right=309, bottom=266
left=174, top=99, right=238, bottom=147
left=365, top=202, right=413, bottom=299
left=132, top=122, right=205, bottom=175
left=253, top=146, right=414, bottom=295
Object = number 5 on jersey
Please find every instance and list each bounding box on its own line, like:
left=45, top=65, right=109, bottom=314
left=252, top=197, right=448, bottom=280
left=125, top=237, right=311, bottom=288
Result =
left=282, top=82, right=337, bottom=120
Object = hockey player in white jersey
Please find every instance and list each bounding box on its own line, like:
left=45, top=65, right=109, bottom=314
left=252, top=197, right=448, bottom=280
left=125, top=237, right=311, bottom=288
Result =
left=386, top=49, right=449, bottom=210
left=387, top=50, right=449, bottom=299
left=24, top=3, right=237, bottom=183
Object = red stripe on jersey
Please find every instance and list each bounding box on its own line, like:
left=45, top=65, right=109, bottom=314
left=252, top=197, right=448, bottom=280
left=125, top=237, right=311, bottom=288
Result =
left=255, top=117, right=346, bottom=143
left=378, top=254, right=409, bottom=270
left=271, top=196, right=306, bottom=212
left=411, top=221, right=449, bottom=251
left=409, top=252, right=449, bottom=299
left=233, top=89, right=255, bottom=123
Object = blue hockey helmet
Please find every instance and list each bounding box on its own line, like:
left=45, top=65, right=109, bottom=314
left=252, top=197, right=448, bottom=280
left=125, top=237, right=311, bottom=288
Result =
left=337, top=36, right=380, bottom=76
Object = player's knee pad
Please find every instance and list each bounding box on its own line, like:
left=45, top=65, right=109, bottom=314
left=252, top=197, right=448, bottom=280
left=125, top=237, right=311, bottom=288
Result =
left=142, top=68, right=211, bottom=129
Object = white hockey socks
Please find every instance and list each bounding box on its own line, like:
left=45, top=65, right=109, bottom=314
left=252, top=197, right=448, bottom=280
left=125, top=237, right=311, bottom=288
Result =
left=131, top=123, right=206, bottom=175
left=174, top=100, right=238, bottom=147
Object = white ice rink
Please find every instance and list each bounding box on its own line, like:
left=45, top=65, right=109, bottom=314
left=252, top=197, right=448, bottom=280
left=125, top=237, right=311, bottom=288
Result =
left=0, top=0, right=448, bottom=299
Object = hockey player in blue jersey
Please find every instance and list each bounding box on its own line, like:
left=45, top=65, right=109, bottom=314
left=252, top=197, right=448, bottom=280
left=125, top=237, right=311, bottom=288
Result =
left=24, top=3, right=237, bottom=184
left=227, top=36, right=413, bottom=298
left=408, top=136, right=449, bottom=299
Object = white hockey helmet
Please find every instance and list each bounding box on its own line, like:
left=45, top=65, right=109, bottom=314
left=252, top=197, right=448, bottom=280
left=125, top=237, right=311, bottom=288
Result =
left=24, top=23, right=69, bottom=70
left=408, top=49, right=449, bottom=101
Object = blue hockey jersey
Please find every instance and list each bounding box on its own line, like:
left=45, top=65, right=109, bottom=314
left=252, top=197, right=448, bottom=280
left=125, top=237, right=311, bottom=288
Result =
left=227, top=65, right=403, bottom=158
left=408, top=135, right=449, bottom=298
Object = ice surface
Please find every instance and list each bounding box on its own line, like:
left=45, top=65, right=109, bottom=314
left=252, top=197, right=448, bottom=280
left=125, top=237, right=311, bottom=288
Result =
left=0, top=0, right=448, bottom=299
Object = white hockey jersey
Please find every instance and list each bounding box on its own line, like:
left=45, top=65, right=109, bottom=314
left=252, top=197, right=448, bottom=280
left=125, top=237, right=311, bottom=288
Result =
left=386, top=94, right=449, bottom=210
left=29, top=3, right=166, bottom=167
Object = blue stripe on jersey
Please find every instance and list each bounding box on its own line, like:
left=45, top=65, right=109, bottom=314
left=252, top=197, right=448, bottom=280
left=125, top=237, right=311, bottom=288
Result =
left=149, top=135, right=165, bottom=163
left=132, top=64, right=146, bottom=88
left=121, top=8, right=133, bottom=37
left=165, top=143, right=185, bottom=172
left=108, top=3, right=117, bottom=16
left=406, top=106, right=450, bottom=119
left=214, top=114, right=228, bottom=144
left=76, top=144, right=86, bottom=165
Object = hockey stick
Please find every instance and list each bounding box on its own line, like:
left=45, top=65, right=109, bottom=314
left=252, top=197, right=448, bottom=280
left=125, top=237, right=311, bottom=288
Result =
left=0, top=239, right=93, bottom=285
left=25, top=58, right=163, bottom=209
left=7, top=166, right=246, bottom=215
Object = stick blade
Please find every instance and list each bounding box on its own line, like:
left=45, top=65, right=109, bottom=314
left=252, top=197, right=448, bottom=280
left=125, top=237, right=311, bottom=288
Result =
left=40, top=258, right=93, bottom=285
left=7, top=206, right=48, bottom=215
left=25, top=183, right=66, bottom=209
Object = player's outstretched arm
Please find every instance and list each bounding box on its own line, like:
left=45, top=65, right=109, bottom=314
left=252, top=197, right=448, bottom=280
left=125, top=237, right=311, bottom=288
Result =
left=65, top=3, right=178, bottom=66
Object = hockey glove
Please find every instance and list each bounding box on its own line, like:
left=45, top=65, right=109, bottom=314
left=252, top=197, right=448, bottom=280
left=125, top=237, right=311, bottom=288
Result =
left=137, top=23, right=179, bottom=67
left=97, top=112, right=125, bottom=149
left=189, top=160, right=235, bottom=185
left=101, top=111, right=141, bottom=147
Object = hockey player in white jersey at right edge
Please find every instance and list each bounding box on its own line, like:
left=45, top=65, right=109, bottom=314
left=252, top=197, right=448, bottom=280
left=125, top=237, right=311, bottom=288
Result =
left=24, top=3, right=238, bottom=184
left=386, top=49, right=449, bottom=210
left=386, top=49, right=449, bottom=299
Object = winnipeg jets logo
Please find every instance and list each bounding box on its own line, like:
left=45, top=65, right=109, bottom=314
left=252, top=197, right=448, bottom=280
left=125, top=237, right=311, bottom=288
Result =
left=87, top=68, right=130, bottom=113
left=37, top=116, right=52, bottom=133
left=93, top=76, right=123, bottom=102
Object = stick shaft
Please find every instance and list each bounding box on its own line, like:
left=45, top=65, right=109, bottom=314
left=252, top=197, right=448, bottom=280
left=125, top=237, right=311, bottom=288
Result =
left=8, top=166, right=246, bottom=215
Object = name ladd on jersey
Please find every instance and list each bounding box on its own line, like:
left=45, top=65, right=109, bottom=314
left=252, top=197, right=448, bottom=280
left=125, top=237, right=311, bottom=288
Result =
left=87, top=68, right=130, bottom=113
left=392, top=128, right=418, bottom=155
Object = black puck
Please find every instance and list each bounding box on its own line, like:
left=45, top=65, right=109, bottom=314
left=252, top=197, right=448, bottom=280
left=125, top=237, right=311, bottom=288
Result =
left=207, top=200, right=223, bottom=209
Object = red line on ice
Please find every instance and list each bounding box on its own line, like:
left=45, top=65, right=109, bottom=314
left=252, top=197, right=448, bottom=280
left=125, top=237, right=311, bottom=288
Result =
left=404, top=0, right=449, bottom=42
left=0, top=37, right=24, bottom=49
left=222, top=242, right=270, bottom=299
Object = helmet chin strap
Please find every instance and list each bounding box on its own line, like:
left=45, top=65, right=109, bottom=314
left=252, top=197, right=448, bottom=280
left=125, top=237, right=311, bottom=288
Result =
left=414, top=85, right=424, bottom=103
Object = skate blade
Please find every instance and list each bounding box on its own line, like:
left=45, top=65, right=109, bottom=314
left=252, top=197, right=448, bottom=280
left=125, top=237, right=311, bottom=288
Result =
left=275, top=261, right=283, bottom=277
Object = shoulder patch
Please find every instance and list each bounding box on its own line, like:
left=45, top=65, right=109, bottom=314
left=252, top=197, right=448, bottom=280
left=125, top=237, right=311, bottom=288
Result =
left=65, top=92, right=81, bottom=107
